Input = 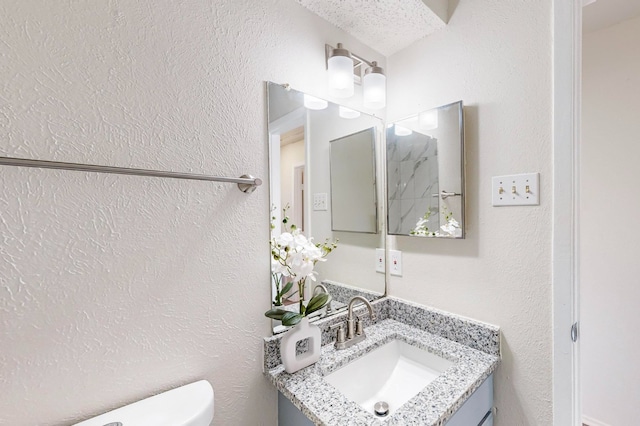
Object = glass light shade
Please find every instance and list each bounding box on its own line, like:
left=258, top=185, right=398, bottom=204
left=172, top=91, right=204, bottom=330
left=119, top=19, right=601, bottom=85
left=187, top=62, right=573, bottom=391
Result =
left=363, top=72, right=386, bottom=109
left=303, top=94, right=328, bottom=110
left=328, top=55, right=354, bottom=98
left=394, top=125, right=412, bottom=136
left=338, top=106, right=360, bottom=119
left=419, top=110, right=439, bottom=130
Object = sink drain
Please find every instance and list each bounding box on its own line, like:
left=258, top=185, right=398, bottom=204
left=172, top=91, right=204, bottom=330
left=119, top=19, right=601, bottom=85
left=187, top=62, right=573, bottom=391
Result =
left=374, top=401, right=389, bottom=417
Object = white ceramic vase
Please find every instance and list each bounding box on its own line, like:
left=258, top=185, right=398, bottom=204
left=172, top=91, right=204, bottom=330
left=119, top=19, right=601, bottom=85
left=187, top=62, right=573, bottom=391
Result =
left=279, top=317, right=321, bottom=374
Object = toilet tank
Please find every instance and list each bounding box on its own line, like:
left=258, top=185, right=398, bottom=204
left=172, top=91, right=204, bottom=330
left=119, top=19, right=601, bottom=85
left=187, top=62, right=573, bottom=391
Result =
left=74, top=380, right=214, bottom=426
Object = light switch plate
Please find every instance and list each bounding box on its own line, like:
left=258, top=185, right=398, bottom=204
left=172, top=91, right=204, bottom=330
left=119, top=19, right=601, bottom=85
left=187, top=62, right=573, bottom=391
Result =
left=492, top=173, right=540, bottom=206
left=313, top=193, right=328, bottom=211
left=390, top=250, right=402, bottom=277
left=375, top=248, right=385, bottom=273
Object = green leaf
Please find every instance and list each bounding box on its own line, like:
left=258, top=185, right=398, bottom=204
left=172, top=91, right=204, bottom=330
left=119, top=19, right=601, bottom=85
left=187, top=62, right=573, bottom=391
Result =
left=279, top=281, right=293, bottom=297
left=281, top=312, right=303, bottom=326
left=264, top=308, right=289, bottom=320
left=305, top=293, right=331, bottom=316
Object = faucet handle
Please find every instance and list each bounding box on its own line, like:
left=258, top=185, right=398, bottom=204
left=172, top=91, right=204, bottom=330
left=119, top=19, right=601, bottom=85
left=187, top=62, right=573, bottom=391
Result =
left=355, top=316, right=364, bottom=336
left=330, top=323, right=346, bottom=344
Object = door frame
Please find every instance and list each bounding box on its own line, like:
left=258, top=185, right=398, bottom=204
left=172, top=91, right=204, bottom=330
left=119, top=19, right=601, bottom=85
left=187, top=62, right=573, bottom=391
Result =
left=552, top=0, right=582, bottom=424
left=293, top=163, right=305, bottom=232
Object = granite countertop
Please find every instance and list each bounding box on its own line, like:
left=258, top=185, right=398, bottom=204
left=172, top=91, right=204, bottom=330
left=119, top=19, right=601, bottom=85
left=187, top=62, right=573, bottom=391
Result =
left=264, top=298, right=500, bottom=426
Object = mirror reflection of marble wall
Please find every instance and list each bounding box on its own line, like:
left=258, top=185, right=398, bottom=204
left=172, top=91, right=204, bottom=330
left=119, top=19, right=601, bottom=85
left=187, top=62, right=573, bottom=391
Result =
left=387, top=101, right=465, bottom=238
left=387, top=130, right=439, bottom=235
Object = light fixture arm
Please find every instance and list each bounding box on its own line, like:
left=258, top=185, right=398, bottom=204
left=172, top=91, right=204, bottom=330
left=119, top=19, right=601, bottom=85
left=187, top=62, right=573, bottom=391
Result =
left=349, top=52, right=375, bottom=68
left=324, top=44, right=377, bottom=70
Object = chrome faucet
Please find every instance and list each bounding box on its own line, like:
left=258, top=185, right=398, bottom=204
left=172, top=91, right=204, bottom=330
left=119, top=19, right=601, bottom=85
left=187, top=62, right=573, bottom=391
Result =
left=331, top=296, right=376, bottom=350
left=312, top=284, right=332, bottom=313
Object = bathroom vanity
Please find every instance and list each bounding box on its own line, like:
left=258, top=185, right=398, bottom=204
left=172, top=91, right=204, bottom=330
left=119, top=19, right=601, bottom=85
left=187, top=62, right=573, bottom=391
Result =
left=278, top=376, right=493, bottom=426
left=264, top=81, right=495, bottom=425
left=264, top=297, right=500, bottom=425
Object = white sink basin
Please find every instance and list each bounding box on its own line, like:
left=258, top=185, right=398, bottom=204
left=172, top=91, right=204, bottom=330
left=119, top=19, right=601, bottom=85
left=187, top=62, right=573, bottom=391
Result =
left=324, top=339, right=453, bottom=417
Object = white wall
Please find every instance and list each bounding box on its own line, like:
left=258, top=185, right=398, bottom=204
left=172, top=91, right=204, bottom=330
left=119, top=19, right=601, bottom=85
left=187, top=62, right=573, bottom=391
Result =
left=386, top=1, right=553, bottom=424
left=0, top=1, right=383, bottom=425
left=581, top=14, right=640, bottom=426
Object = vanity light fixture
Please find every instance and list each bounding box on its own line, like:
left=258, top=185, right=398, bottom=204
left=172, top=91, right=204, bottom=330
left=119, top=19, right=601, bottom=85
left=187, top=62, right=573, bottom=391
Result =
left=338, top=106, right=361, bottom=119
left=326, top=43, right=386, bottom=110
left=303, top=94, right=328, bottom=110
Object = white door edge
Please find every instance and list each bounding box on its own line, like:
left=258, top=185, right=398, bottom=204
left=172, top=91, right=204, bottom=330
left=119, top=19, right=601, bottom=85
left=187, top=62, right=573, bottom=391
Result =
left=552, top=0, right=582, bottom=425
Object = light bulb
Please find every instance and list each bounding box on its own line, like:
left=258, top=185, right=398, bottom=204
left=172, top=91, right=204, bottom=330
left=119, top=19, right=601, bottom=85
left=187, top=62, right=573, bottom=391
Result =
left=303, top=94, right=328, bottom=110
left=394, top=125, right=412, bottom=136
left=419, top=110, right=438, bottom=130
left=363, top=63, right=386, bottom=109
left=328, top=52, right=354, bottom=98
left=339, top=106, right=360, bottom=119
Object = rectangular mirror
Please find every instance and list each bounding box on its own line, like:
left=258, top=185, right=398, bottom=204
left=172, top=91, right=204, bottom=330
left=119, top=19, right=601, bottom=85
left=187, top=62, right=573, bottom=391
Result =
left=387, top=101, right=465, bottom=238
left=267, top=82, right=385, bottom=333
left=330, top=128, right=377, bottom=233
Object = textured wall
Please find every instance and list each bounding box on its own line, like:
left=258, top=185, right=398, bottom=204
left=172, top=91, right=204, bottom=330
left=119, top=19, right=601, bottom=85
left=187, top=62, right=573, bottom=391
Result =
left=386, top=1, right=553, bottom=425
left=0, top=1, right=383, bottom=425
left=581, top=14, right=640, bottom=426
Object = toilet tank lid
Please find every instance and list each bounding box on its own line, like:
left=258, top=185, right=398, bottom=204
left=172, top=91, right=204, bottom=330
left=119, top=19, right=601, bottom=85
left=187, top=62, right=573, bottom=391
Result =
left=74, top=380, right=214, bottom=426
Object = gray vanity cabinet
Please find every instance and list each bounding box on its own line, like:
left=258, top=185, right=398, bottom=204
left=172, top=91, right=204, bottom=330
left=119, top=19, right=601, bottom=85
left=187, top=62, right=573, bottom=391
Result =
left=278, top=374, right=494, bottom=425
left=446, top=374, right=494, bottom=426
left=278, top=392, right=314, bottom=426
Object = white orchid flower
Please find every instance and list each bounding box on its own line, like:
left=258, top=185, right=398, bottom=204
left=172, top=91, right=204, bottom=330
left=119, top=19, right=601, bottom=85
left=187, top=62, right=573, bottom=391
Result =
left=276, top=232, right=294, bottom=247
left=288, top=252, right=314, bottom=282
left=440, top=218, right=461, bottom=237
left=271, top=258, right=289, bottom=275
left=293, top=232, right=309, bottom=249
left=304, top=243, right=323, bottom=261
left=267, top=206, right=339, bottom=321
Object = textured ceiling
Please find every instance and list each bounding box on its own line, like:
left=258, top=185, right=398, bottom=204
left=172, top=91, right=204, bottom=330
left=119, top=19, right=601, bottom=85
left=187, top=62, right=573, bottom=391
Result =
left=295, top=0, right=449, bottom=56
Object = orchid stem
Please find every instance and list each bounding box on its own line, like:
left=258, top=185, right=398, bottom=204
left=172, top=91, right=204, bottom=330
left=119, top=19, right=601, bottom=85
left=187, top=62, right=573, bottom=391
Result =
left=298, top=280, right=305, bottom=314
